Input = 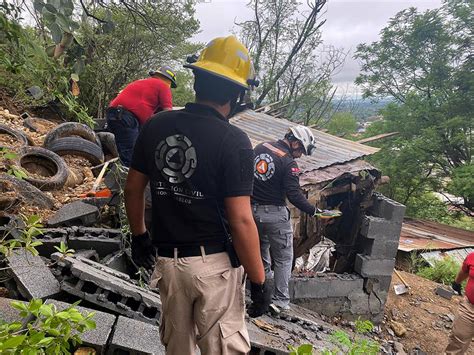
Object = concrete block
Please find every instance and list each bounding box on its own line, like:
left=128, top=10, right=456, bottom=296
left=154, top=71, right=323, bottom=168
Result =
left=45, top=299, right=116, bottom=354
left=435, top=286, right=453, bottom=300
left=47, top=201, right=99, bottom=227
left=364, top=276, right=393, bottom=294
left=68, top=226, right=122, bottom=257
left=75, top=249, right=100, bottom=262
left=354, top=254, right=395, bottom=278
left=0, top=297, right=29, bottom=323
left=360, top=215, right=402, bottom=242
left=369, top=193, right=406, bottom=222
left=68, top=236, right=121, bottom=257
left=327, top=274, right=365, bottom=298
left=34, top=228, right=69, bottom=257
left=102, top=250, right=130, bottom=274
left=53, top=255, right=161, bottom=324
left=290, top=278, right=328, bottom=299
left=360, top=237, right=400, bottom=259
left=108, top=316, right=166, bottom=354
left=7, top=249, right=61, bottom=299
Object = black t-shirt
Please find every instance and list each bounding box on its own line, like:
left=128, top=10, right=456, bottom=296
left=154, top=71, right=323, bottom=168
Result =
left=130, top=103, right=254, bottom=248
left=252, top=140, right=315, bottom=215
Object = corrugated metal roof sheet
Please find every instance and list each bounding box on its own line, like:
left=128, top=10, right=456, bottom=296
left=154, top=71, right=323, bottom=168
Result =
left=399, top=218, right=474, bottom=252
left=420, top=248, right=474, bottom=266
left=230, top=110, right=379, bottom=172
left=299, top=160, right=379, bottom=186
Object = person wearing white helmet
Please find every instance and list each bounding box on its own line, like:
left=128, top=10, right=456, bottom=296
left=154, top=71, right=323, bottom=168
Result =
left=252, top=125, right=318, bottom=314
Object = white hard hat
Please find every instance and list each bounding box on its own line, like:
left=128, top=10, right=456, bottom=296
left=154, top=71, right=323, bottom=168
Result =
left=288, top=125, right=316, bottom=156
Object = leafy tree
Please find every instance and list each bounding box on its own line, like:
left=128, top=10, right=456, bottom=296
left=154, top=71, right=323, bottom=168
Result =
left=355, top=0, right=473, bottom=213
left=326, top=112, right=357, bottom=137
left=237, top=0, right=345, bottom=119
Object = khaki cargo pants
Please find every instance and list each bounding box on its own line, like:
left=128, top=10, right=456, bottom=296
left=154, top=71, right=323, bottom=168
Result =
left=150, top=251, right=250, bottom=355
left=445, top=297, right=474, bottom=354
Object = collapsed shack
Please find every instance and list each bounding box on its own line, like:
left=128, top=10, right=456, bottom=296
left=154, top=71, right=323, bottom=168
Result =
left=232, top=110, right=406, bottom=322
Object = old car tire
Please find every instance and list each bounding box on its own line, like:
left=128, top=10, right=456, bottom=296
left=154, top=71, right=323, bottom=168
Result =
left=43, top=122, right=98, bottom=148
left=14, top=146, right=68, bottom=191
left=0, top=124, right=29, bottom=149
left=0, top=173, right=54, bottom=209
left=23, top=117, right=58, bottom=134
left=46, top=137, right=104, bottom=165
left=96, top=132, right=119, bottom=158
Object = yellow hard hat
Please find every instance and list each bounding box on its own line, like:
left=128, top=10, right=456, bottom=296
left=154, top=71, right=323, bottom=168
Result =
left=184, top=36, right=252, bottom=89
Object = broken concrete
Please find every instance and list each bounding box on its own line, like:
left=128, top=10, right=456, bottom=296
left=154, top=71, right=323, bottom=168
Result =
left=108, top=316, right=166, bottom=354
left=47, top=201, right=99, bottom=227
left=45, top=299, right=116, bottom=355
left=435, top=286, right=454, bottom=300
left=34, top=228, right=68, bottom=257
left=7, top=249, right=61, bottom=300
left=102, top=249, right=130, bottom=274
left=53, top=254, right=161, bottom=324
left=0, top=297, right=29, bottom=323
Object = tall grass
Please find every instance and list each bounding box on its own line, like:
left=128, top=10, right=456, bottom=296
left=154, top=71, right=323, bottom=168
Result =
left=416, top=256, right=462, bottom=286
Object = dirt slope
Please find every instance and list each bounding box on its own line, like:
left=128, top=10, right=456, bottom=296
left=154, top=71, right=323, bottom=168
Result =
left=383, top=270, right=474, bottom=354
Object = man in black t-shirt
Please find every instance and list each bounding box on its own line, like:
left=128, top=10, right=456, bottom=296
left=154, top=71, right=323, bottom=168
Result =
left=252, top=125, right=317, bottom=314
left=124, top=36, right=269, bottom=354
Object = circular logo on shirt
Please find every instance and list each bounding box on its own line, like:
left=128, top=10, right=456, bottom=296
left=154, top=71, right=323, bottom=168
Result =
left=155, top=134, right=197, bottom=184
left=254, top=153, right=275, bottom=181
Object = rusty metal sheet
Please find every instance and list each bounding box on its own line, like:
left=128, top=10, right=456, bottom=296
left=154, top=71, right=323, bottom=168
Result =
left=299, top=160, right=378, bottom=186
left=231, top=110, right=379, bottom=171
left=399, top=218, right=474, bottom=252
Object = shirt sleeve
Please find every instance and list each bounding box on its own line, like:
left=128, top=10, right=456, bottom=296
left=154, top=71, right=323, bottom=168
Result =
left=157, top=85, right=172, bottom=110
left=283, top=160, right=316, bottom=215
left=220, top=129, right=254, bottom=197
left=130, top=123, right=149, bottom=174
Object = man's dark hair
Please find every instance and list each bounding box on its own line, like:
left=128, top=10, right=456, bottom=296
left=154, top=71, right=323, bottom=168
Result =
left=194, top=70, right=244, bottom=105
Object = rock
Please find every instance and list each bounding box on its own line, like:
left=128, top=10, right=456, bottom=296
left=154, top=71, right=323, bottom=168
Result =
left=390, top=320, right=407, bottom=337
left=445, top=313, right=455, bottom=322
left=394, top=341, right=407, bottom=355
left=435, top=286, right=453, bottom=300
left=388, top=328, right=395, bottom=337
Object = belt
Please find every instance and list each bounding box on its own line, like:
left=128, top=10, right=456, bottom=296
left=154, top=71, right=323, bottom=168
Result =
left=107, top=106, right=134, bottom=119
left=157, top=243, right=226, bottom=258
left=252, top=204, right=286, bottom=212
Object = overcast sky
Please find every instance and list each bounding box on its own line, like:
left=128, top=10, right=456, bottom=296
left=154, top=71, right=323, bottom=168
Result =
left=193, top=0, right=442, bottom=95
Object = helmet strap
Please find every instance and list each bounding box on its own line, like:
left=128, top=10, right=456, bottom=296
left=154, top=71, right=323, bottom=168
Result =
left=227, top=90, right=246, bottom=119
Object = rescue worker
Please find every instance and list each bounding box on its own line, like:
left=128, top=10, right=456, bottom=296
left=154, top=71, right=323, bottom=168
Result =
left=106, top=66, right=177, bottom=166
left=252, top=125, right=317, bottom=314
left=124, top=36, right=270, bottom=354
left=445, top=251, right=474, bottom=354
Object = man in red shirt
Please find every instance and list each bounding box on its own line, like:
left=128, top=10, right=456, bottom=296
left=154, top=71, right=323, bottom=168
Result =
left=445, top=252, right=474, bottom=354
left=107, top=66, right=176, bottom=166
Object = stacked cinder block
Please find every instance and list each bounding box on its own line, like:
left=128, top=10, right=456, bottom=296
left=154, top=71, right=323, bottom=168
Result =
left=354, top=193, right=405, bottom=315
left=67, top=226, right=122, bottom=257
left=289, top=193, right=405, bottom=322
left=53, top=254, right=161, bottom=325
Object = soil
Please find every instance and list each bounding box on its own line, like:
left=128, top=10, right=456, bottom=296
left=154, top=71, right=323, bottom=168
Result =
left=381, top=270, right=474, bottom=354
left=0, top=133, right=21, bottom=148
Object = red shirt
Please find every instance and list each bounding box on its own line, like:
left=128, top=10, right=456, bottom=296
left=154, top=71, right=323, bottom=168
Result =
left=462, top=252, right=474, bottom=304
left=109, top=77, right=172, bottom=125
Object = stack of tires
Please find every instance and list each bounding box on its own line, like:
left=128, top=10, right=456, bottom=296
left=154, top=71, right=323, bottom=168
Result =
left=1, top=119, right=118, bottom=211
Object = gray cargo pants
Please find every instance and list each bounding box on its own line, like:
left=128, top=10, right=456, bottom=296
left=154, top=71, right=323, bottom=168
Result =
left=252, top=204, right=293, bottom=309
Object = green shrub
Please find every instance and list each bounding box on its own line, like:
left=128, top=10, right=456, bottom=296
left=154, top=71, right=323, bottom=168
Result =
left=321, top=318, right=380, bottom=355
left=0, top=299, right=95, bottom=354
left=416, top=256, right=464, bottom=287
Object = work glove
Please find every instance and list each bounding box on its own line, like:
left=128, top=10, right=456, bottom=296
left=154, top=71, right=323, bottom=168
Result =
left=248, top=282, right=272, bottom=318
left=314, top=208, right=342, bottom=219
left=131, top=231, right=156, bottom=270
left=451, top=281, right=462, bottom=295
